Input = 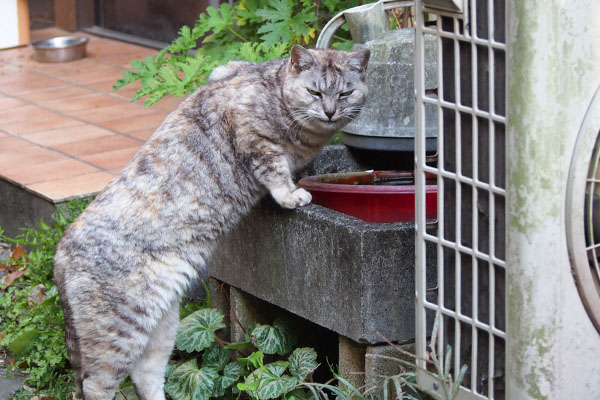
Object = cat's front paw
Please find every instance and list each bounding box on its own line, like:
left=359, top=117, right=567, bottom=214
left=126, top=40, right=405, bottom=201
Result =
left=271, top=187, right=312, bottom=209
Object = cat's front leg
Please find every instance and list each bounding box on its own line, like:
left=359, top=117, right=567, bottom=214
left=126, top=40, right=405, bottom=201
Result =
left=271, top=185, right=312, bottom=209
left=250, top=151, right=311, bottom=209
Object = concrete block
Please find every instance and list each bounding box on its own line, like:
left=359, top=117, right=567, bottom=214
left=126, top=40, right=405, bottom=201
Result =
left=365, top=343, right=417, bottom=397
left=0, top=179, right=58, bottom=238
left=229, top=287, right=270, bottom=344
left=209, top=279, right=231, bottom=342
left=0, top=179, right=95, bottom=238
left=338, top=335, right=367, bottom=390
left=209, top=199, right=434, bottom=344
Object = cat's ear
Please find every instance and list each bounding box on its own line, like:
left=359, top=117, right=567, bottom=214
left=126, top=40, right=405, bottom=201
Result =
left=346, top=49, right=370, bottom=74
left=290, top=45, right=314, bottom=72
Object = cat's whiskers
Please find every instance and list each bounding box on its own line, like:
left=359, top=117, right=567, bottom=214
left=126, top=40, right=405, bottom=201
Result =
left=287, top=108, right=315, bottom=133
left=340, top=105, right=364, bottom=122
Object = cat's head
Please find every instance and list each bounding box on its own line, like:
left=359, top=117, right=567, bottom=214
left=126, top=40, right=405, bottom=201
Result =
left=283, top=45, right=370, bottom=133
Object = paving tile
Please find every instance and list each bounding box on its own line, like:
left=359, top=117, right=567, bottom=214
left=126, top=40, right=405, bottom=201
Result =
left=72, top=102, right=155, bottom=124
left=126, top=127, right=158, bottom=141
left=27, top=171, right=115, bottom=201
left=99, top=111, right=167, bottom=133
left=0, top=105, right=58, bottom=125
left=2, top=114, right=81, bottom=136
left=43, top=93, right=126, bottom=114
left=0, top=95, right=27, bottom=111
left=52, top=134, right=141, bottom=157
left=0, top=31, right=166, bottom=201
left=151, top=95, right=186, bottom=113
left=87, top=39, right=151, bottom=58
left=0, top=137, right=62, bottom=171
left=0, top=46, right=32, bottom=64
left=106, top=80, right=144, bottom=101
left=59, top=60, right=127, bottom=85
left=23, top=123, right=114, bottom=147
left=0, top=158, right=99, bottom=185
left=0, top=64, right=22, bottom=78
left=11, top=57, right=90, bottom=76
left=0, top=71, right=67, bottom=95
left=96, top=51, right=157, bottom=68
left=88, top=78, right=124, bottom=94
left=0, top=69, right=37, bottom=87
left=20, top=85, right=96, bottom=103
left=81, top=147, right=141, bottom=171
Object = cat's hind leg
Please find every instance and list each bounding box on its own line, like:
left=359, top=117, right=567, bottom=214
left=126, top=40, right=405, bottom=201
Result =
left=80, top=368, right=126, bottom=400
left=130, top=300, right=180, bottom=400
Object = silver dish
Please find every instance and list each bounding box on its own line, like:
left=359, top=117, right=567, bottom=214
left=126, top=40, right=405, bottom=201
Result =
left=32, top=36, right=89, bottom=63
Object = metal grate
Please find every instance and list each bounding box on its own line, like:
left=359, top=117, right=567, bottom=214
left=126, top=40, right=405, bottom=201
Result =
left=568, top=125, right=600, bottom=334
left=584, top=133, right=600, bottom=296
left=414, top=0, right=506, bottom=398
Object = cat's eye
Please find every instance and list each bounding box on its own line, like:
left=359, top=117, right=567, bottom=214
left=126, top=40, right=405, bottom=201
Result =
left=340, top=90, right=354, bottom=97
left=307, top=89, right=321, bottom=97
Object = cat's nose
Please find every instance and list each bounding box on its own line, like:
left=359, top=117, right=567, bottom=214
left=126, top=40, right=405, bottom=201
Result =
left=325, top=110, right=335, bottom=120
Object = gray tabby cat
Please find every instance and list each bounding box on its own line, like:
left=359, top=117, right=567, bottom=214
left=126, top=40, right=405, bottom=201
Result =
left=53, top=45, right=369, bottom=400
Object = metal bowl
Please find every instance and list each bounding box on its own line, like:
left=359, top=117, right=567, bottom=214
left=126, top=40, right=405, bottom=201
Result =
left=32, top=36, right=89, bottom=63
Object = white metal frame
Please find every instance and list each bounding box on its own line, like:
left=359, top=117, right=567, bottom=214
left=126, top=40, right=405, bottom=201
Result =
left=414, top=0, right=506, bottom=398
left=565, top=84, right=600, bottom=334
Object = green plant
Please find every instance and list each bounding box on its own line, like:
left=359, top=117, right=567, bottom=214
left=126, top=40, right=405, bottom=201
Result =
left=367, top=315, right=468, bottom=400
left=0, top=199, right=91, bottom=394
left=113, top=0, right=364, bottom=107
left=166, top=308, right=322, bottom=400
left=166, top=305, right=470, bottom=400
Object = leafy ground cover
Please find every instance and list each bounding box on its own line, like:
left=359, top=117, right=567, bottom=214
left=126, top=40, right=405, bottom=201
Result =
left=0, top=199, right=90, bottom=399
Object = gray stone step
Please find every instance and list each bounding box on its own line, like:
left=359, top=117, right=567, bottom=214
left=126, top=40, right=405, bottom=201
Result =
left=0, top=368, right=24, bottom=400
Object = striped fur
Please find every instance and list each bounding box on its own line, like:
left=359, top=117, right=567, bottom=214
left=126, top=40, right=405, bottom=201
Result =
left=53, top=46, right=369, bottom=400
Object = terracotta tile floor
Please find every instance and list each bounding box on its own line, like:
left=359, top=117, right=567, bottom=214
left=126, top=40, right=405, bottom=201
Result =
left=0, top=28, right=184, bottom=203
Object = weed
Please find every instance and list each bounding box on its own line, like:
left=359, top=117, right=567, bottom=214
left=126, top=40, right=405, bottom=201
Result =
left=0, top=199, right=91, bottom=394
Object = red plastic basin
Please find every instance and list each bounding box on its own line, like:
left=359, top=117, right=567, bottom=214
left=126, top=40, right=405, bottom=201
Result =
left=298, top=171, right=437, bottom=223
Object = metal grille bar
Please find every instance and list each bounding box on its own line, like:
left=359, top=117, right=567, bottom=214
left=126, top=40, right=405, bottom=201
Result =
left=415, top=0, right=506, bottom=398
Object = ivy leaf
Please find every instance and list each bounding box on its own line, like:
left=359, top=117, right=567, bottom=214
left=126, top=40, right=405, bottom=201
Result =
left=284, top=388, right=314, bottom=400
left=257, top=373, right=298, bottom=399
left=213, top=362, right=245, bottom=397
left=165, top=363, right=178, bottom=379
left=288, top=347, right=318, bottom=381
left=224, top=341, right=254, bottom=351
left=202, top=345, right=230, bottom=371
left=176, top=308, right=225, bottom=352
left=165, top=359, right=219, bottom=400
left=250, top=317, right=297, bottom=355
left=245, top=361, right=298, bottom=400
left=238, top=351, right=264, bottom=369
left=224, top=361, right=245, bottom=379
left=244, top=322, right=258, bottom=342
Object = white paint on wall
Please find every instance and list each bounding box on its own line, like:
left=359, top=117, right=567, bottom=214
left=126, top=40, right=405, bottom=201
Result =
left=0, top=0, right=20, bottom=49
